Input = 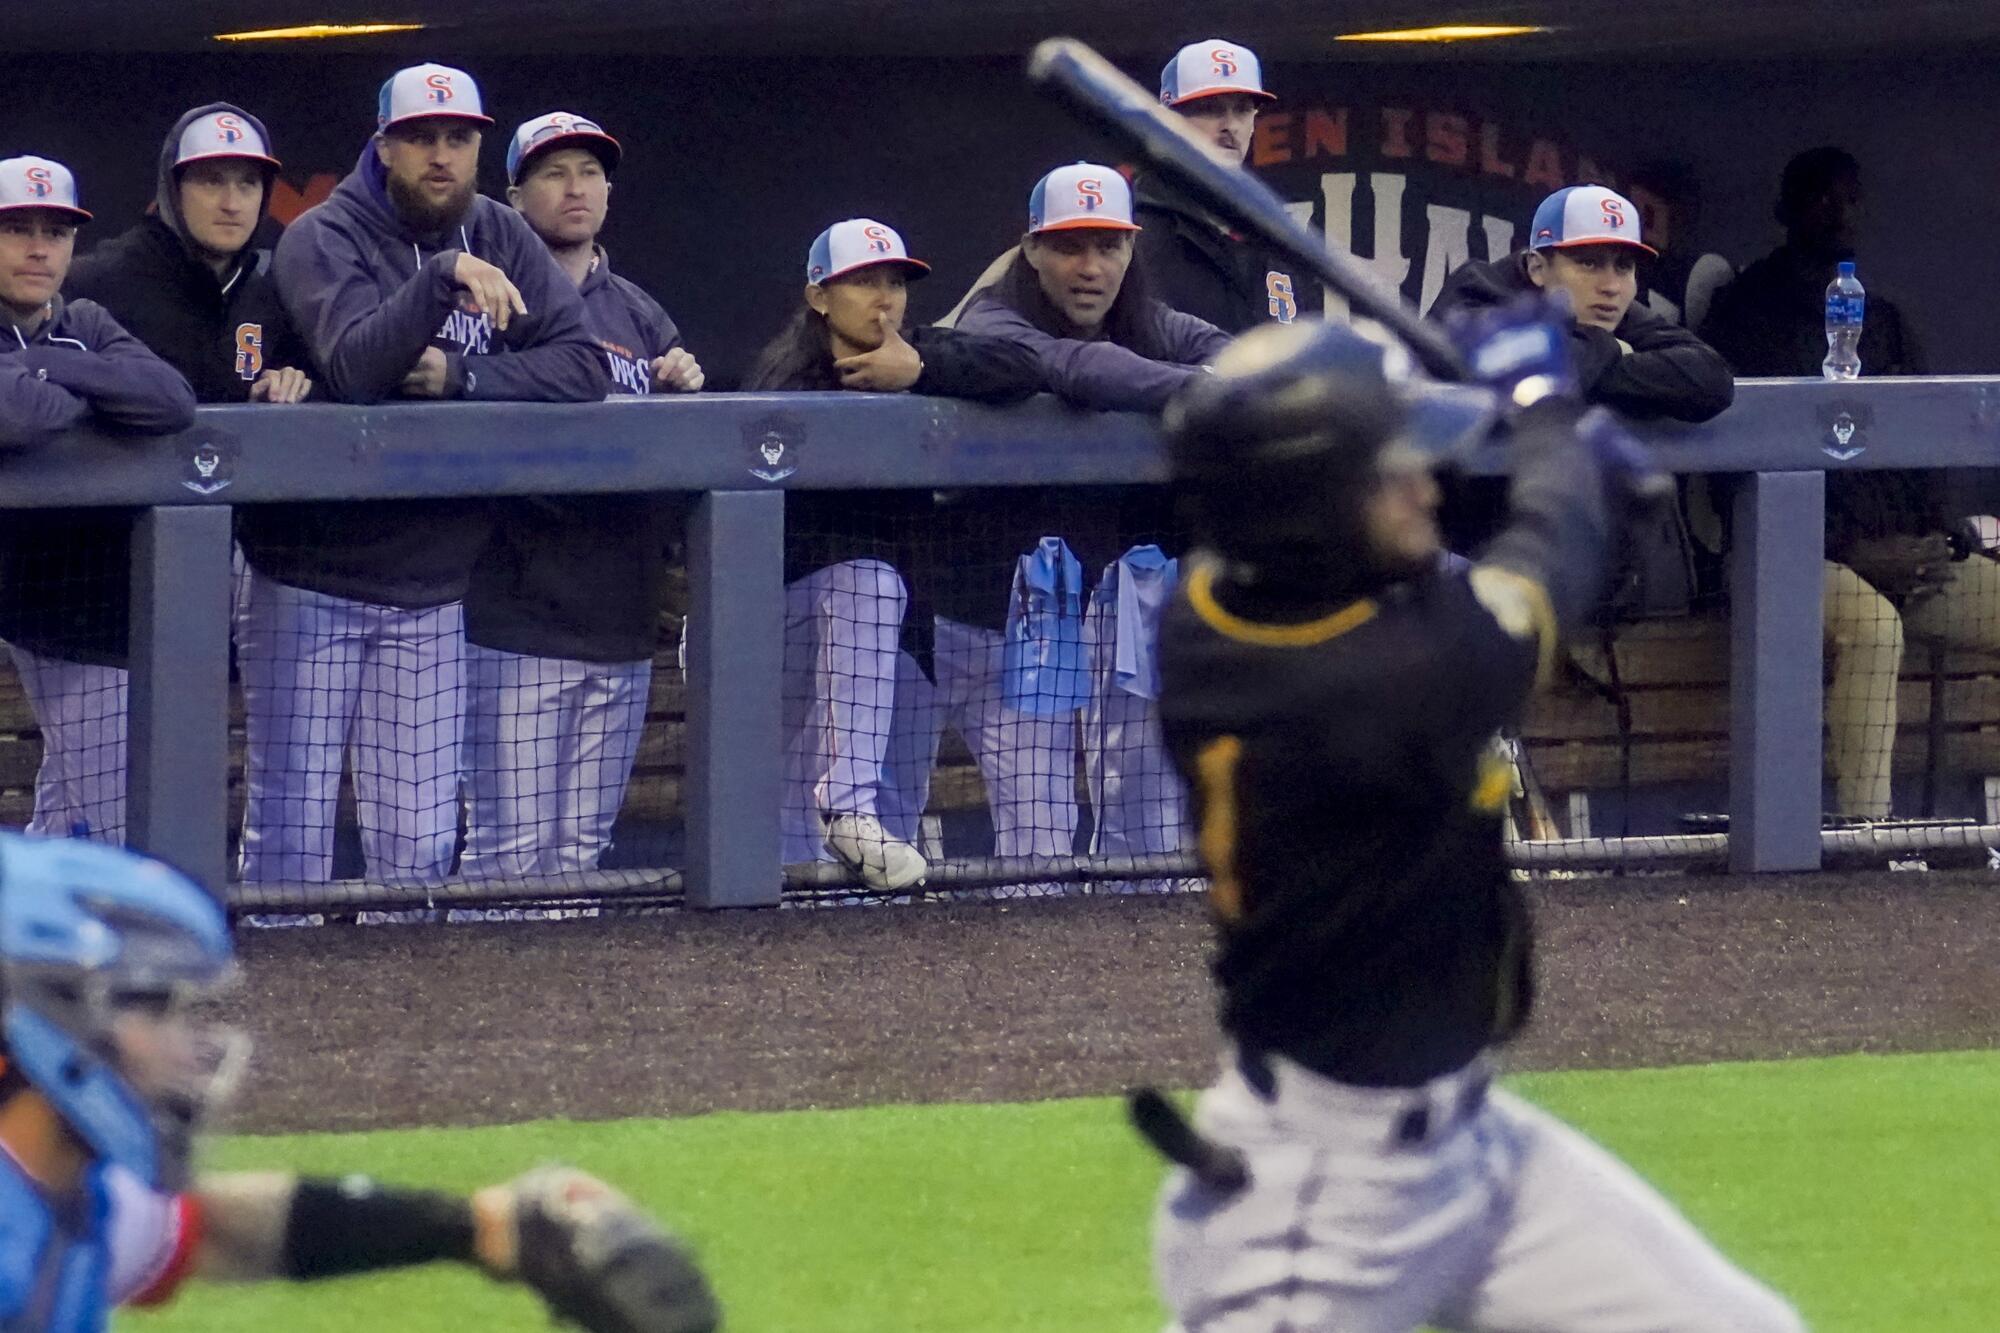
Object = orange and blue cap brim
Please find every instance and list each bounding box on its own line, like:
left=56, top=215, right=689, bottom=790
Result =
left=1165, top=85, right=1277, bottom=106
left=817, top=256, right=932, bottom=283
left=380, top=109, right=497, bottom=131
left=0, top=201, right=91, bottom=223
left=1536, top=236, right=1659, bottom=258
left=1030, top=217, right=1143, bottom=234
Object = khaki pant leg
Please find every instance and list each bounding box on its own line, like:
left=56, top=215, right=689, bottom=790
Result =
left=1900, top=555, right=2000, bottom=657
left=1823, top=561, right=1902, bottom=819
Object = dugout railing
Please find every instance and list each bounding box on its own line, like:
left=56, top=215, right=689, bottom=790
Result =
left=2, top=379, right=1996, bottom=910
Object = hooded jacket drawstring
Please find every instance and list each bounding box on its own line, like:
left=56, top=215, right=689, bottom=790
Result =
left=410, top=227, right=473, bottom=277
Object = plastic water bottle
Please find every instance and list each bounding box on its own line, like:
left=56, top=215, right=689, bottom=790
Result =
left=1823, top=261, right=1864, bottom=381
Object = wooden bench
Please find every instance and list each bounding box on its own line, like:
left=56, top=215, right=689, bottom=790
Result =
left=1520, top=616, right=2000, bottom=807
left=5, top=614, right=1995, bottom=837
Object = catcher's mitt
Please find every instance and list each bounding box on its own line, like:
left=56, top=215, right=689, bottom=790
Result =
left=508, top=1167, right=720, bottom=1333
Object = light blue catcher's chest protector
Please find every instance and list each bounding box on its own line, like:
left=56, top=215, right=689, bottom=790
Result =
left=0, top=1151, right=114, bottom=1333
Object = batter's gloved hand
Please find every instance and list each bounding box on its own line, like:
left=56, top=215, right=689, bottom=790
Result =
left=1443, top=292, right=1579, bottom=410
left=478, top=1167, right=721, bottom=1333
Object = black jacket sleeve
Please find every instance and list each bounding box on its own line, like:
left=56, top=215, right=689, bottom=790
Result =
left=908, top=325, right=1045, bottom=404
left=1478, top=399, right=1616, bottom=660
left=1591, top=304, right=1735, bottom=423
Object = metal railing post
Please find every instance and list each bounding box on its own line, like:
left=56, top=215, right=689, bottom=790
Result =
left=685, top=489, right=785, bottom=907
left=1728, top=470, right=1824, bottom=871
left=128, top=505, right=233, bottom=893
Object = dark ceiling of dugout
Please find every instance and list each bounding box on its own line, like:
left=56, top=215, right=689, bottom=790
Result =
left=16, top=0, right=2000, bottom=58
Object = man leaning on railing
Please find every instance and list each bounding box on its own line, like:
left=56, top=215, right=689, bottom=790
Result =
left=0, top=155, right=197, bottom=848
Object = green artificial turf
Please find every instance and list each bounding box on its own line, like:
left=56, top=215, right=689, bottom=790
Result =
left=120, top=1049, right=2000, bottom=1332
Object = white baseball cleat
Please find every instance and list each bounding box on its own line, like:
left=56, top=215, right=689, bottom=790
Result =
left=823, top=813, right=929, bottom=891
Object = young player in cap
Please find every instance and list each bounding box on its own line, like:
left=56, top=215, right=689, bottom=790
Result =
left=746, top=219, right=1040, bottom=888
left=0, top=156, right=197, bottom=846
left=1136, top=39, right=1317, bottom=334
left=251, top=64, right=609, bottom=887
left=1431, top=184, right=1733, bottom=422
left=952, top=165, right=1229, bottom=875
left=0, top=834, right=719, bottom=1331
left=1146, top=307, right=1803, bottom=1333
left=457, top=113, right=703, bottom=879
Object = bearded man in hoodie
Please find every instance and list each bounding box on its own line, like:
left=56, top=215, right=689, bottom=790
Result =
left=246, top=63, right=608, bottom=888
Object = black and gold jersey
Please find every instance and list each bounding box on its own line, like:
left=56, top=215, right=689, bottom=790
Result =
left=1159, top=401, right=1610, bottom=1088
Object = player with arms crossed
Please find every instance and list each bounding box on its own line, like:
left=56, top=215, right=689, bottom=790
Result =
left=0, top=834, right=718, bottom=1331
left=1145, top=306, right=1805, bottom=1331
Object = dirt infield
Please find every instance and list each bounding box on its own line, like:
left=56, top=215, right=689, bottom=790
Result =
left=220, top=870, right=2000, bottom=1135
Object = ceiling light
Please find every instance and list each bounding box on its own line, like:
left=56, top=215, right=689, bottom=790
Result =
left=214, top=22, right=425, bottom=42
left=1335, top=24, right=1552, bottom=42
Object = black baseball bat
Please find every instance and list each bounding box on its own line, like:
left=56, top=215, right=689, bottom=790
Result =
left=1026, top=37, right=1469, bottom=383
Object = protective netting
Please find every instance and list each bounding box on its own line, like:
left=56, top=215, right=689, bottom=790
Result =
left=6, top=484, right=2000, bottom=917
left=0, top=506, right=134, bottom=845
left=780, top=484, right=1200, bottom=900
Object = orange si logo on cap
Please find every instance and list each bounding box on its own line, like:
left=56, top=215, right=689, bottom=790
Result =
left=1599, top=198, right=1627, bottom=229
left=1210, top=48, right=1239, bottom=78
left=1076, top=179, right=1105, bottom=211
left=425, top=72, right=454, bottom=104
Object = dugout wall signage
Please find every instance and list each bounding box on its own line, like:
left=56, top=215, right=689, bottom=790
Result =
left=1243, top=98, right=1717, bottom=331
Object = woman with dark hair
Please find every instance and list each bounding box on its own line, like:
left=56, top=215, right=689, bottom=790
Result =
left=946, top=164, right=1231, bottom=877
left=746, top=218, right=1040, bottom=890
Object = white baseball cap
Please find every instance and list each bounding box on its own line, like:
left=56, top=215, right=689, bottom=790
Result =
left=807, top=219, right=931, bottom=284
left=1028, top=163, right=1141, bottom=234
left=174, top=110, right=281, bottom=172
left=377, top=63, right=495, bottom=132
left=1529, top=185, right=1657, bottom=256
left=508, top=112, right=622, bottom=184
left=0, top=157, right=90, bottom=224
left=1160, top=39, right=1275, bottom=107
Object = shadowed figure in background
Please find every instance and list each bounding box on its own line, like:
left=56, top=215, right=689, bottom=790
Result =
left=1703, top=146, right=2000, bottom=820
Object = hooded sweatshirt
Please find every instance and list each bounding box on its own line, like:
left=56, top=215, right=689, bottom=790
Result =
left=1132, top=174, right=1319, bottom=335
left=0, top=297, right=198, bottom=664
left=1429, top=253, right=1734, bottom=424
left=66, top=104, right=311, bottom=405
left=253, top=141, right=610, bottom=608
left=463, top=246, right=684, bottom=664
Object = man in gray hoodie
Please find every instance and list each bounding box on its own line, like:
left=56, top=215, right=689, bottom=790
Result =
left=249, top=63, right=609, bottom=887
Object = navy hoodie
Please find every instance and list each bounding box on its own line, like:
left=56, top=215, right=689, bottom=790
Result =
left=252, top=142, right=610, bottom=608
left=0, top=297, right=198, bottom=664
left=463, top=247, right=683, bottom=663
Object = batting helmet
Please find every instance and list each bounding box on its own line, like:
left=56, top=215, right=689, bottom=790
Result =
left=1165, top=320, right=1418, bottom=593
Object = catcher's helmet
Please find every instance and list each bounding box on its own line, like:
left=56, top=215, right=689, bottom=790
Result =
left=1165, top=320, right=1416, bottom=591
left=0, top=835, right=237, bottom=1190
